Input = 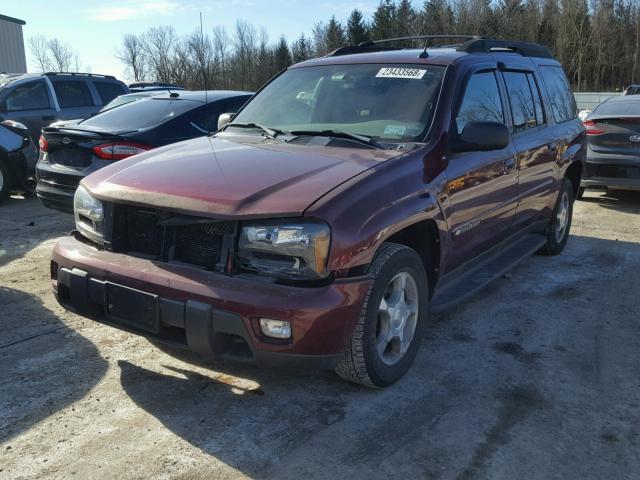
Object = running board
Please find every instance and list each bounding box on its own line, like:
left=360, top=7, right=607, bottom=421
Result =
left=430, top=233, right=547, bottom=312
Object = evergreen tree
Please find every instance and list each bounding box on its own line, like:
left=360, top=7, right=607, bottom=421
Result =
left=420, top=0, right=455, bottom=36
left=291, top=33, right=313, bottom=62
left=395, top=0, right=417, bottom=37
left=347, top=9, right=370, bottom=44
left=273, top=35, right=292, bottom=71
left=326, top=16, right=347, bottom=51
left=371, top=0, right=397, bottom=39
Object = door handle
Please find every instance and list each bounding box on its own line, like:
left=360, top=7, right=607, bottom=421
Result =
left=503, top=157, right=516, bottom=173
left=42, top=115, right=55, bottom=121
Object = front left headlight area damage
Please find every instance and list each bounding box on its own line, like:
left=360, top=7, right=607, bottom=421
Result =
left=74, top=185, right=105, bottom=245
left=71, top=188, right=332, bottom=285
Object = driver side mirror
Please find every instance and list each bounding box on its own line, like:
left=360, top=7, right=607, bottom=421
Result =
left=217, top=112, right=234, bottom=130
left=453, top=121, right=510, bottom=152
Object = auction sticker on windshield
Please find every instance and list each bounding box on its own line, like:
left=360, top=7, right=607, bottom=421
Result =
left=376, top=68, right=427, bottom=80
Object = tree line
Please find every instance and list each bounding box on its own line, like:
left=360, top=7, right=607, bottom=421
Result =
left=31, top=0, right=640, bottom=92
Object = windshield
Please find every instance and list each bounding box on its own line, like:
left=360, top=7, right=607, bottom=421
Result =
left=232, top=63, right=446, bottom=143
left=78, top=98, right=200, bottom=132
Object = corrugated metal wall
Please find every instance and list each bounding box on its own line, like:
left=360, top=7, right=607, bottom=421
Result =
left=574, top=92, right=616, bottom=111
left=0, top=18, right=27, bottom=73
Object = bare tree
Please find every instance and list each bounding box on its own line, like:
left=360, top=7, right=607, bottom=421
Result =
left=212, top=26, right=231, bottom=88
left=29, top=35, right=52, bottom=72
left=143, top=26, right=177, bottom=83
left=116, top=34, right=147, bottom=82
left=48, top=38, right=78, bottom=71
left=29, top=35, right=81, bottom=72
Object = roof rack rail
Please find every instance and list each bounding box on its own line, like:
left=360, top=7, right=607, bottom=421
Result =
left=43, top=72, right=116, bottom=80
left=456, top=38, right=554, bottom=59
left=327, top=35, right=487, bottom=58
left=363, top=34, right=483, bottom=46
left=128, top=81, right=183, bottom=88
left=327, top=35, right=554, bottom=59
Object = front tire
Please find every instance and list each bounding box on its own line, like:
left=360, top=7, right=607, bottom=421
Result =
left=335, top=243, right=428, bottom=388
left=539, top=177, right=574, bottom=256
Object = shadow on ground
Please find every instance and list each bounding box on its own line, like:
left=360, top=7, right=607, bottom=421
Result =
left=0, top=196, right=74, bottom=268
left=579, top=189, right=640, bottom=214
left=118, top=233, right=640, bottom=479
left=0, top=286, right=108, bottom=444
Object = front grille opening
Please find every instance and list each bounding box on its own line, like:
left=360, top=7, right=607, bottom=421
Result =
left=112, top=205, right=237, bottom=272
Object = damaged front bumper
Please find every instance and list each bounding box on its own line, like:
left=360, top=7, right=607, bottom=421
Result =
left=51, top=235, right=371, bottom=370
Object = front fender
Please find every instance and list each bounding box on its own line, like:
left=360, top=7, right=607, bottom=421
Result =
left=306, top=145, right=448, bottom=273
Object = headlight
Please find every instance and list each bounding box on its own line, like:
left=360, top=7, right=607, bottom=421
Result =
left=239, top=220, right=331, bottom=280
left=74, top=185, right=105, bottom=245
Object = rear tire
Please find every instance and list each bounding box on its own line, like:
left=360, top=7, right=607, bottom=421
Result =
left=0, top=159, right=12, bottom=202
left=539, top=177, right=574, bottom=256
left=335, top=243, right=428, bottom=388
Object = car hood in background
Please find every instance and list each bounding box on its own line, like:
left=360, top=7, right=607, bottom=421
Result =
left=82, top=135, right=404, bottom=218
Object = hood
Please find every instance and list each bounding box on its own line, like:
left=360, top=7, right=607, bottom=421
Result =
left=82, top=135, right=403, bottom=218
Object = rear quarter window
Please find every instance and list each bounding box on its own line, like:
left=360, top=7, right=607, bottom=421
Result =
left=539, top=66, right=577, bottom=123
left=593, top=99, right=640, bottom=116
left=52, top=80, right=94, bottom=108
left=78, top=98, right=201, bottom=132
left=94, top=81, right=127, bottom=105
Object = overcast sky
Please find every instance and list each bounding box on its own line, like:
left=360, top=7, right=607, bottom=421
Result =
left=4, top=0, right=404, bottom=81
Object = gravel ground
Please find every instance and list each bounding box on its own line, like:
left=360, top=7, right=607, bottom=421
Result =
left=1, top=190, right=639, bottom=480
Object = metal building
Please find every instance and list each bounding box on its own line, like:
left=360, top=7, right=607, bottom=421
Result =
left=0, top=14, right=27, bottom=74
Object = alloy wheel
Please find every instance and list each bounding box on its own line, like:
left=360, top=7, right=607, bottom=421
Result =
left=375, top=271, right=419, bottom=366
left=555, top=191, right=570, bottom=243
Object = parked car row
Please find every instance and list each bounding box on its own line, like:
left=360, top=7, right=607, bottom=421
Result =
left=36, top=90, right=251, bottom=212
left=0, top=75, right=194, bottom=200
left=580, top=95, right=640, bottom=195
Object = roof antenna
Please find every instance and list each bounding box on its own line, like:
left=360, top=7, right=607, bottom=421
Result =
left=419, top=38, right=430, bottom=58
left=200, top=11, right=211, bottom=133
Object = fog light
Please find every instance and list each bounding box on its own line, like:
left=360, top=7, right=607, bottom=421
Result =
left=259, top=318, right=291, bottom=339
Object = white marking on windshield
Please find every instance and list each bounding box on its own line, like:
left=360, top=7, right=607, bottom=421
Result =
left=376, top=68, right=427, bottom=80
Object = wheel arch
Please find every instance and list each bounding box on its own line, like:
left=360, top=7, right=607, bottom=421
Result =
left=382, top=219, right=441, bottom=298
left=564, top=160, right=582, bottom=199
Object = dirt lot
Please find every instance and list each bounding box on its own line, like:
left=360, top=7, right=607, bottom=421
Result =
left=1, top=191, right=639, bottom=480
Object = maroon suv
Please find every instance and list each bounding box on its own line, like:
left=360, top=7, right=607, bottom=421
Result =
left=51, top=37, right=585, bottom=387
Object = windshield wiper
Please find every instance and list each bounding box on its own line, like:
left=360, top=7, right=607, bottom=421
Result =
left=224, top=122, right=283, bottom=140
left=287, top=129, right=382, bottom=149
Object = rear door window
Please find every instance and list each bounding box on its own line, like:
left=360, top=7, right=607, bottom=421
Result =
left=539, top=66, right=577, bottom=123
left=455, top=71, right=504, bottom=134
left=3, top=81, right=51, bottom=111
left=52, top=80, right=94, bottom=108
left=94, top=81, right=127, bottom=105
left=502, top=71, right=539, bottom=132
